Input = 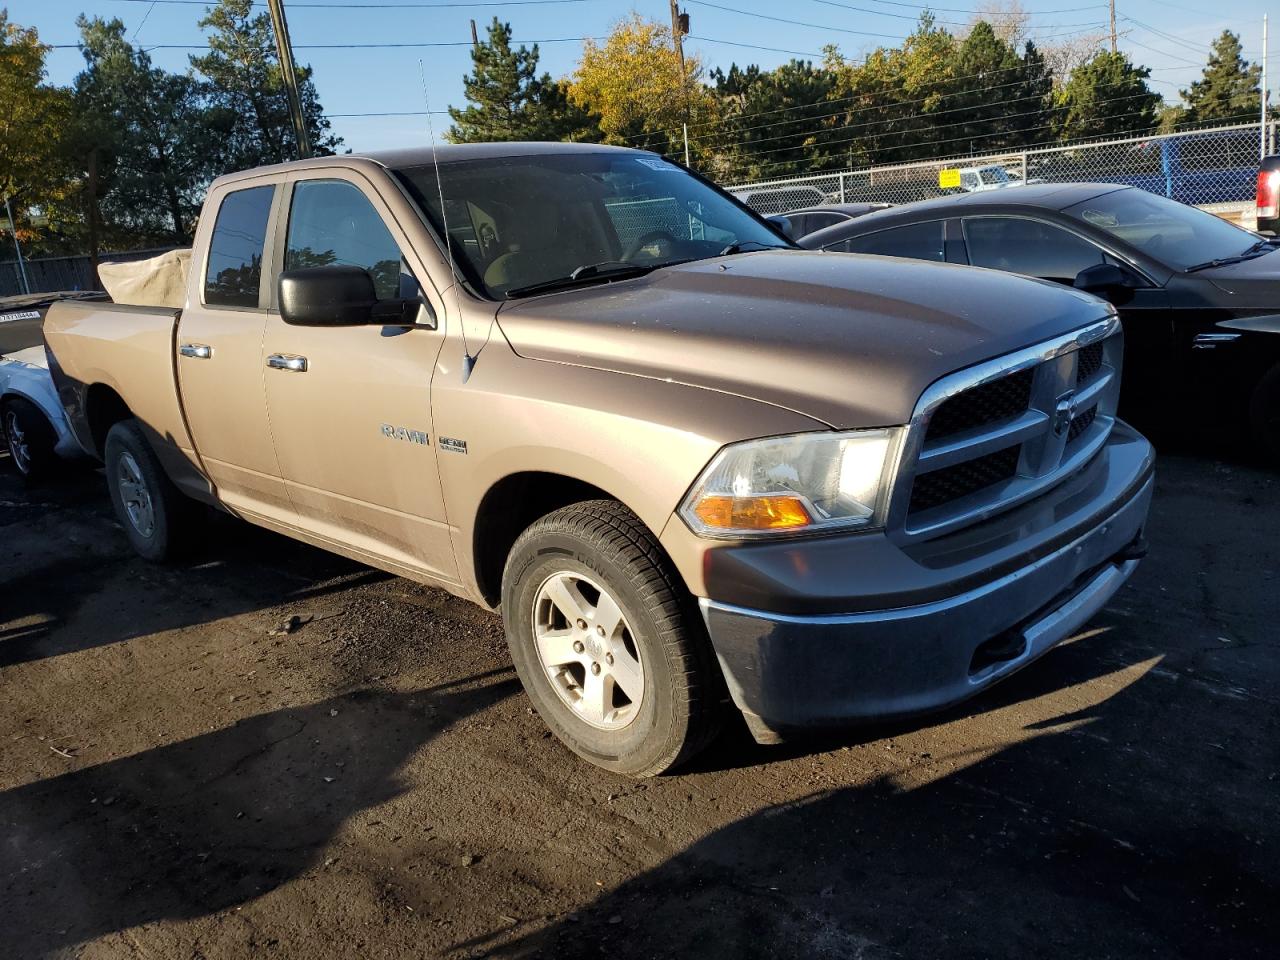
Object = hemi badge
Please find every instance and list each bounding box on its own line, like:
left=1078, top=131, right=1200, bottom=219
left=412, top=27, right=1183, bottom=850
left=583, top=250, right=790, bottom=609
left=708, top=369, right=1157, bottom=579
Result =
left=439, top=437, right=468, bottom=454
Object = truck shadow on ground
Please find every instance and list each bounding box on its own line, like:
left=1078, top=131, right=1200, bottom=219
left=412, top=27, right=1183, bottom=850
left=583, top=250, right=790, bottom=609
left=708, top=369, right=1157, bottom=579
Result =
left=0, top=670, right=520, bottom=958
left=0, top=466, right=390, bottom=668
left=478, top=621, right=1279, bottom=959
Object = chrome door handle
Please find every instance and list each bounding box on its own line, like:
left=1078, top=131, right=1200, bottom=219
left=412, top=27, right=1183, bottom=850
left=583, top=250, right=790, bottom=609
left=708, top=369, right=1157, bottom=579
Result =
left=267, top=353, right=308, bottom=373
left=179, top=343, right=213, bottom=359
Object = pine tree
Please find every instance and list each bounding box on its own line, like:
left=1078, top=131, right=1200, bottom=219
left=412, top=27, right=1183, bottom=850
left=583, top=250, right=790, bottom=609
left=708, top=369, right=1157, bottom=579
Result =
left=1181, top=30, right=1260, bottom=124
left=190, top=0, right=341, bottom=169
left=1054, top=51, right=1161, bottom=140
left=448, top=19, right=598, bottom=143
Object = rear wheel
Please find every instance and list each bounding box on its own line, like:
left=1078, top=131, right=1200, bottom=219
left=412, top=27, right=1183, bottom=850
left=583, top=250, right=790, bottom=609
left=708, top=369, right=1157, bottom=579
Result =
left=501, top=500, right=722, bottom=777
left=1250, top=362, right=1280, bottom=466
left=104, top=419, right=199, bottom=561
left=2, top=397, right=57, bottom=484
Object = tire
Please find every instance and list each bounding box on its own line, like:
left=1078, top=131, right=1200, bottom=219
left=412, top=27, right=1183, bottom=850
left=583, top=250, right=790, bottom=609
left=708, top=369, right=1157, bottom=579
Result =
left=501, top=500, right=723, bottom=777
left=1250, top=362, right=1280, bottom=466
left=2, top=397, right=57, bottom=484
left=104, top=419, right=199, bottom=562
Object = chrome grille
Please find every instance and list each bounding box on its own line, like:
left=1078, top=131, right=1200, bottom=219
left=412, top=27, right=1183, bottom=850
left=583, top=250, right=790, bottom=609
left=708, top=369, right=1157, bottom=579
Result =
left=893, top=317, right=1123, bottom=540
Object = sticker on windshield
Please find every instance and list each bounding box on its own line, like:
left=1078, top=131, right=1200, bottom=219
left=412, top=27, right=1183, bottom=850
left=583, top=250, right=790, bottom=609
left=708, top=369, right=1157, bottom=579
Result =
left=633, top=157, right=679, bottom=172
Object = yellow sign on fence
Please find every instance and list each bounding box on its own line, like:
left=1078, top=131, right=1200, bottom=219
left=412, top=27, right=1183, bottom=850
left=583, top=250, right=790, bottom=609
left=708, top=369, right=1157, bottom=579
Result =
left=938, top=168, right=962, bottom=189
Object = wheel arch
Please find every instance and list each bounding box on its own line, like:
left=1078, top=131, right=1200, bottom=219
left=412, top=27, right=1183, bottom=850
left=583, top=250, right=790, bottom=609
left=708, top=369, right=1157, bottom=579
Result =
left=472, top=471, right=655, bottom=608
left=84, top=383, right=134, bottom=459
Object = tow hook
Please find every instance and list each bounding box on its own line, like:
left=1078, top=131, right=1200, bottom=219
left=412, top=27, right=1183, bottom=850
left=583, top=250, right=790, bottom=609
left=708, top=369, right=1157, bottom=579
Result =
left=1113, top=534, right=1150, bottom=563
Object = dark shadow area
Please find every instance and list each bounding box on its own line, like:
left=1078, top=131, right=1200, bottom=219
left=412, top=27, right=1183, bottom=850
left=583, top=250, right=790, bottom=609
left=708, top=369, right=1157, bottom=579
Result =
left=0, top=465, right=392, bottom=668
left=0, top=670, right=519, bottom=957
left=480, top=620, right=1279, bottom=959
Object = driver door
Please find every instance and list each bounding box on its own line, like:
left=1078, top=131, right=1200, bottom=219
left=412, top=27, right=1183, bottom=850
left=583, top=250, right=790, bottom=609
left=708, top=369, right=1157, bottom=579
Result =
left=261, top=171, right=456, bottom=583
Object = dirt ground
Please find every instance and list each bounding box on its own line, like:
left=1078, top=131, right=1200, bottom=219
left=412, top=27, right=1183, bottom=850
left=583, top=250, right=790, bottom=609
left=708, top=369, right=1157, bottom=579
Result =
left=1, top=447, right=1277, bottom=960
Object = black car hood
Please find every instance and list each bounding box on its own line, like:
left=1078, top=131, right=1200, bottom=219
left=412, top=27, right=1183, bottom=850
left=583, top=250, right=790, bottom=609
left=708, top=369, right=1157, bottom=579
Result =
left=1201, top=247, right=1280, bottom=304
left=496, top=250, right=1114, bottom=428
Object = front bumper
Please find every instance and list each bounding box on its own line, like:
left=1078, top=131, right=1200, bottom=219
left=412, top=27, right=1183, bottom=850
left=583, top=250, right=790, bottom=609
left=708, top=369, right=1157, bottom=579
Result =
left=698, top=424, right=1154, bottom=741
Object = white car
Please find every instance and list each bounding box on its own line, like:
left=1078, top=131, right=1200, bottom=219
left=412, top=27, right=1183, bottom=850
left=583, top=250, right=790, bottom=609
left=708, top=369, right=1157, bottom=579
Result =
left=0, top=345, right=81, bottom=483
left=954, top=165, right=1034, bottom=192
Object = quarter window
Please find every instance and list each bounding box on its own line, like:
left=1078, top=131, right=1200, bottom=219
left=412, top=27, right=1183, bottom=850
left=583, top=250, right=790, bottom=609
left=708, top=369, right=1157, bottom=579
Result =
left=285, top=180, right=405, bottom=300
left=204, top=185, right=275, bottom=308
left=826, top=221, right=945, bottom=262
left=964, top=217, right=1105, bottom=283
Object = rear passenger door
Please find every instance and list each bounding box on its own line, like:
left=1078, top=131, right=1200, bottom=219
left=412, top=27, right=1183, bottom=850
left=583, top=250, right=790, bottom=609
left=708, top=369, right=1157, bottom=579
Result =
left=825, top=220, right=948, bottom=263
left=261, top=172, right=456, bottom=583
left=177, top=179, right=293, bottom=521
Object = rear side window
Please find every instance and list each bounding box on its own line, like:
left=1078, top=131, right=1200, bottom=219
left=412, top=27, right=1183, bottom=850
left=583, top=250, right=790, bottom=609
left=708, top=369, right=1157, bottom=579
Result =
left=285, top=180, right=404, bottom=300
left=827, top=221, right=945, bottom=262
left=204, top=185, right=275, bottom=308
left=964, top=217, right=1105, bottom=283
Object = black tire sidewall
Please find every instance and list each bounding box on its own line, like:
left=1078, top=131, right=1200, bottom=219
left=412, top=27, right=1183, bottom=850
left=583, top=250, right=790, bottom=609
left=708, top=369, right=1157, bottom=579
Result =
left=2, top=398, right=56, bottom=483
left=105, top=421, right=175, bottom=561
left=503, top=528, right=685, bottom=775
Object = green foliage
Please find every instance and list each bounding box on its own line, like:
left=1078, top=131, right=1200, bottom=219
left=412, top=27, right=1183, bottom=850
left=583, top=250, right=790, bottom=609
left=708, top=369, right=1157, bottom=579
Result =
left=0, top=12, right=72, bottom=239
left=1181, top=31, right=1261, bottom=124
left=712, top=60, right=838, bottom=179
left=1054, top=51, right=1161, bottom=141
left=71, top=16, right=216, bottom=244
left=190, top=0, right=341, bottom=168
left=448, top=19, right=599, bottom=143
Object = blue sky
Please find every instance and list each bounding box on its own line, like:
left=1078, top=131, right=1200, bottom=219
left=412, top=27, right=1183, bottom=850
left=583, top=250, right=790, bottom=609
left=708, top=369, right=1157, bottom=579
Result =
left=10, top=0, right=1276, bottom=152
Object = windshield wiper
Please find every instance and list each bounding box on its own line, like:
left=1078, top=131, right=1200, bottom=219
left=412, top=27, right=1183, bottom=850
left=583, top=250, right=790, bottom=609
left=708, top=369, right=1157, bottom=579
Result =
left=505, top=262, right=659, bottom=298
left=1184, top=238, right=1274, bottom=273
left=718, top=240, right=791, bottom=256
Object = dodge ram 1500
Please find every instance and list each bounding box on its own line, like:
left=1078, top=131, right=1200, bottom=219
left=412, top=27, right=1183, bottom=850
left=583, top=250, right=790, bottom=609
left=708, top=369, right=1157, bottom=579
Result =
left=43, top=143, right=1154, bottom=775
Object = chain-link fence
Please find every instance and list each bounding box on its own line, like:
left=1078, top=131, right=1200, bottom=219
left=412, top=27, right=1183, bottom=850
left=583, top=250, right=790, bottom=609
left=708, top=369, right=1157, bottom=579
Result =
left=727, top=123, right=1274, bottom=218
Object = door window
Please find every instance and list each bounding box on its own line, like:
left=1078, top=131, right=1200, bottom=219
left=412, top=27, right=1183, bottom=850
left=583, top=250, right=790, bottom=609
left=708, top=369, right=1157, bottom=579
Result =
left=964, top=217, right=1105, bottom=282
left=826, top=221, right=945, bottom=262
left=285, top=180, right=405, bottom=300
left=204, top=185, right=275, bottom=307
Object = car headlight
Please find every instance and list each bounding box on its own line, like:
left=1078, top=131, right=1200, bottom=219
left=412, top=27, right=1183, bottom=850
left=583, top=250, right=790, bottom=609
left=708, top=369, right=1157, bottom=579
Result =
left=679, top=428, right=902, bottom=539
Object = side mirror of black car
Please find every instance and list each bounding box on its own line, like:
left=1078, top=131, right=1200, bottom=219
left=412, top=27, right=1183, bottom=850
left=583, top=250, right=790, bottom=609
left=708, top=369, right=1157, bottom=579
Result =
left=1073, top=262, right=1138, bottom=304
left=279, top=266, right=435, bottom=329
left=767, top=215, right=797, bottom=240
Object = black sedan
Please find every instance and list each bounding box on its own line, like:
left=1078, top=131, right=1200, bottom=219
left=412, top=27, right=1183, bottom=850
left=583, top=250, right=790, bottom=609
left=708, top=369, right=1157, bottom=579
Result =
left=767, top=202, right=894, bottom=240
left=800, top=183, right=1280, bottom=461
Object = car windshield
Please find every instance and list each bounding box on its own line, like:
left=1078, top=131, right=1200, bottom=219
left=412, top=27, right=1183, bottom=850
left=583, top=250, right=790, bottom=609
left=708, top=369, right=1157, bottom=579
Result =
left=1065, top=188, right=1261, bottom=270
left=393, top=152, right=788, bottom=298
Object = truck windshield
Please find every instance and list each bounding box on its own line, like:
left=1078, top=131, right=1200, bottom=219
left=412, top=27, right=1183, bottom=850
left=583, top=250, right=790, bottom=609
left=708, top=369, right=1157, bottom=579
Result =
left=1066, top=188, right=1263, bottom=271
left=393, top=152, right=790, bottom=299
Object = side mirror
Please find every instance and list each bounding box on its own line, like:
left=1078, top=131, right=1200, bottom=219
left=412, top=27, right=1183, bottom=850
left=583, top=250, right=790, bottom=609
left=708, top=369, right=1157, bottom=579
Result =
left=1073, top=262, right=1137, bottom=303
left=767, top=215, right=797, bottom=240
left=278, top=265, right=435, bottom=329
left=279, top=266, right=377, bottom=326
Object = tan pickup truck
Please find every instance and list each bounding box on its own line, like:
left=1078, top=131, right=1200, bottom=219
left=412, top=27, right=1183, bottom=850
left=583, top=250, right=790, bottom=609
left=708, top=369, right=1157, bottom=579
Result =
left=44, top=143, right=1154, bottom=775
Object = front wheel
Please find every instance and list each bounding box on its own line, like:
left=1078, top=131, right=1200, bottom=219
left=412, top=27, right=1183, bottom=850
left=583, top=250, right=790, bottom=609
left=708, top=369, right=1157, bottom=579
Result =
left=104, top=419, right=199, bottom=561
left=501, top=500, right=722, bottom=777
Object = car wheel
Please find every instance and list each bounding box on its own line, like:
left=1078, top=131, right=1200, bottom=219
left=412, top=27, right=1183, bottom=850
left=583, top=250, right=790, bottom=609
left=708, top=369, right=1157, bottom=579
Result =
left=104, top=419, right=199, bottom=561
left=1250, top=361, right=1280, bottom=466
left=501, top=500, right=723, bottom=777
left=2, top=397, right=57, bottom=484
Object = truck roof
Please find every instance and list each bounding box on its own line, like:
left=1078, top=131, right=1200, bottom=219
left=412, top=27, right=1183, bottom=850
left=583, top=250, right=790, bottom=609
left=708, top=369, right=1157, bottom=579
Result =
left=210, top=141, right=648, bottom=188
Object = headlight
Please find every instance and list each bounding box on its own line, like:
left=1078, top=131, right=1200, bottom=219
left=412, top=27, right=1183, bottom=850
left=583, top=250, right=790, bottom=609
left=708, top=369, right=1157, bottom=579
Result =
left=679, top=428, right=901, bottom=539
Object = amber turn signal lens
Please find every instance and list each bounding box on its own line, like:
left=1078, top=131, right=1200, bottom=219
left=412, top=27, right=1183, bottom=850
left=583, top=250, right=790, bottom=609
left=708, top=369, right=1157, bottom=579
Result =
left=692, top=494, right=813, bottom=531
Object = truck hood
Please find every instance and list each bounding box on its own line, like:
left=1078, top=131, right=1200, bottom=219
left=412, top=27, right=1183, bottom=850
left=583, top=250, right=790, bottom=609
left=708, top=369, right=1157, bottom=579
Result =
left=496, top=251, right=1112, bottom=428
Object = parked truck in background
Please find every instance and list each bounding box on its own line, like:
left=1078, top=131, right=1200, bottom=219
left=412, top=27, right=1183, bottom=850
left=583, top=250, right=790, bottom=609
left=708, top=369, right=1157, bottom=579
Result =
left=43, top=143, right=1154, bottom=775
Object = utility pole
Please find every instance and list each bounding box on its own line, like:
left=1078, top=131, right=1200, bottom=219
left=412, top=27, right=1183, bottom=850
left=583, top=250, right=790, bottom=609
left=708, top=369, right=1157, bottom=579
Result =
left=1263, top=14, right=1270, bottom=159
left=1109, top=0, right=1117, bottom=54
left=470, top=18, right=479, bottom=50
left=4, top=196, right=30, bottom=296
left=669, top=0, right=691, bottom=165
left=266, top=0, right=312, bottom=160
